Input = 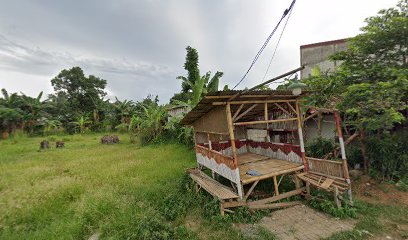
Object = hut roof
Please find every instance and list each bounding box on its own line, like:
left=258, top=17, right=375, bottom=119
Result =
left=181, top=90, right=307, bottom=125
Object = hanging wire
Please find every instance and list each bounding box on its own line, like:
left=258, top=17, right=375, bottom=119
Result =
left=262, top=3, right=295, bottom=81
left=232, top=0, right=296, bottom=90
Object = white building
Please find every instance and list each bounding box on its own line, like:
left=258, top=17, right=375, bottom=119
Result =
left=300, top=38, right=349, bottom=79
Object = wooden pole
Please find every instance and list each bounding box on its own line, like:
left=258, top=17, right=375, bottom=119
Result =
left=233, top=104, right=258, bottom=122
left=333, top=111, right=349, bottom=179
left=334, top=110, right=353, bottom=205
left=213, top=99, right=299, bottom=106
left=264, top=102, right=270, bottom=142
left=226, top=103, right=244, bottom=198
left=226, top=104, right=238, bottom=166
left=208, top=133, right=215, bottom=179
left=232, top=104, right=245, bottom=120
left=295, top=100, right=308, bottom=171
left=228, top=66, right=305, bottom=101
left=273, top=176, right=280, bottom=196
left=234, top=118, right=298, bottom=126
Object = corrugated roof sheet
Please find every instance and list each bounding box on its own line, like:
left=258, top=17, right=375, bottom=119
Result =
left=180, top=90, right=307, bottom=125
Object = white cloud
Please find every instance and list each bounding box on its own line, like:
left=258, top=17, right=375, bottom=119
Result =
left=0, top=0, right=400, bottom=102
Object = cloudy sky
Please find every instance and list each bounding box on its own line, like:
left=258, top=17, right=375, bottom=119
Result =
left=0, top=0, right=399, bottom=103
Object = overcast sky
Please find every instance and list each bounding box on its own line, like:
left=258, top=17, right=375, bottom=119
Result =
left=0, top=0, right=399, bottom=103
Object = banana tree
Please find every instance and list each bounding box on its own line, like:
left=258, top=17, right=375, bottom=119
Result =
left=19, top=91, right=46, bottom=132
left=113, top=98, right=135, bottom=125
left=70, top=115, right=92, bottom=134
left=0, top=106, right=22, bottom=138
left=176, top=69, right=223, bottom=108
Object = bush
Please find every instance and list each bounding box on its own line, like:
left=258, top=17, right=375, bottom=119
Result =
left=346, top=145, right=364, bottom=169
left=306, top=137, right=335, bottom=158
left=366, top=131, right=408, bottom=180
left=163, top=116, right=194, bottom=147
left=309, top=190, right=357, bottom=218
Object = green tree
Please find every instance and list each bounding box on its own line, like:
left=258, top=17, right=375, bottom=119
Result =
left=0, top=106, right=22, bottom=138
left=19, top=91, right=46, bottom=133
left=331, top=0, right=408, bottom=173
left=113, top=98, right=135, bottom=125
left=171, top=46, right=224, bottom=105
left=181, top=46, right=199, bottom=93
left=70, top=115, right=92, bottom=134
left=51, top=67, right=107, bottom=119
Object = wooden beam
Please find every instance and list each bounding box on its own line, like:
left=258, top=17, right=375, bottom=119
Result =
left=241, top=165, right=305, bottom=184
left=205, top=95, right=271, bottom=99
left=287, top=102, right=297, bottom=114
left=295, top=100, right=308, bottom=171
left=194, top=130, right=229, bottom=135
left=274, top=103, right=290, bottom=115
left=226, top=104, right=237, bottom=167
left=213, top=99, right=299, bottom=106
left=303, top=111, right=319, bottom=122
left=264, top=102, right=268, bottom=121
left=244, top=180, right=259, bottom=200
left=248, top=188, right=304, bottom=206
left=233, top=104, right=258, bottom=122
left=232, top=104, right=245, bottom=121
left=233, top=118, right=298, bottom=126
left=228, top=66, right=305, bottom=101
left=222, top=200, right=247, bottom=208
left=273, top=176, right=279, bottom=196
left=304, top=105, right=338, bottom=112
left=248, top=201, right=301, bottom=210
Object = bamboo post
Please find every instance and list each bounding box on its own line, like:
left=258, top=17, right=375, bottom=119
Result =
left=265, top=102, right=271, bottom=142
left=306, top=181, right=311, bottom=197
left=226, top=103, right=243, bottom=198
left=226, top=104, right=238, bottom=166
left=334, top=186, right=341, bottom=208
left=334, top=110, right=353, bottom=205
left=208, top=133, right=215, bottom=179
left=294, top=173, right=301, bottom=189
left=295, top=100, right=308, bottom=171
left=273, top=176, right=280, bottom=196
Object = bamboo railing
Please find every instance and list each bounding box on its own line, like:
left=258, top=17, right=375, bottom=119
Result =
left=195, top=144, right=236, bottom=169
left=306, top=157, right=345, bottom=179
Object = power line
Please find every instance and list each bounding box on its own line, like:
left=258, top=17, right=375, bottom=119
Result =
left=232, top=0, right=296, bottom=90
left=262, top=2, right=295, bottom=81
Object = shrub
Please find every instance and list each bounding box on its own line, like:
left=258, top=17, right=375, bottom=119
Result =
left=309, top=190, right=357, bottom=218
left=346, top=145, right=364, bottom=169
left=366, top=131, right=408, bottom=180
left=164, top=116, right=194, bottom=147
left=306, top=137, right=335, bottom=158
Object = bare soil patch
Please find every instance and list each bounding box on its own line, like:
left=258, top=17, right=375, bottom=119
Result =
left=353, top=176, right=408, bottom=206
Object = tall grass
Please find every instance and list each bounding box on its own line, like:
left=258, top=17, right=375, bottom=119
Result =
left=0, top=134, right=273, bottom=239
left=0, top=134, right=196, bottom=239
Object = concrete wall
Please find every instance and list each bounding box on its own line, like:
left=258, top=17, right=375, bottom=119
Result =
left=304, top=115, right=336, bottom=143
left=300, top=39, right=349, bottom=79
left=167, top=106, right=189, bottom=120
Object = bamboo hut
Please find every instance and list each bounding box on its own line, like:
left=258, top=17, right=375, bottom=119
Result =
left=181, top=89, right=352, bottom=215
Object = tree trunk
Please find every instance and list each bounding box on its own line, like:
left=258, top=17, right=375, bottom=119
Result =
left=317, top=112, right=323, bottom=137
left=1, top=131, right=9, bottom=139
left=359, top=129, right=369, bottom=174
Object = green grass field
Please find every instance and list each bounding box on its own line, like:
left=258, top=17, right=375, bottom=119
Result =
left=0, top=134, right=276, bottom=240
left=1, top=134, right=407, bottom=240
left=0, top=134, right=197, bottom=239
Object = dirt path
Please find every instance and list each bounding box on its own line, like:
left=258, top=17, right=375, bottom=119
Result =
left=240, top=204, right=355, bottom=240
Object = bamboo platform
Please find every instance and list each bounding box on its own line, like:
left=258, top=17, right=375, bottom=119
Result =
left=297, top=172, right=349, bottom=193
left=297, top=172, right=351, bottom=207
left=238, top=153, right=304, bottom=185
left=237, top=152, right=270, bottom=165
left=188, top=168, right=239, bottom=200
